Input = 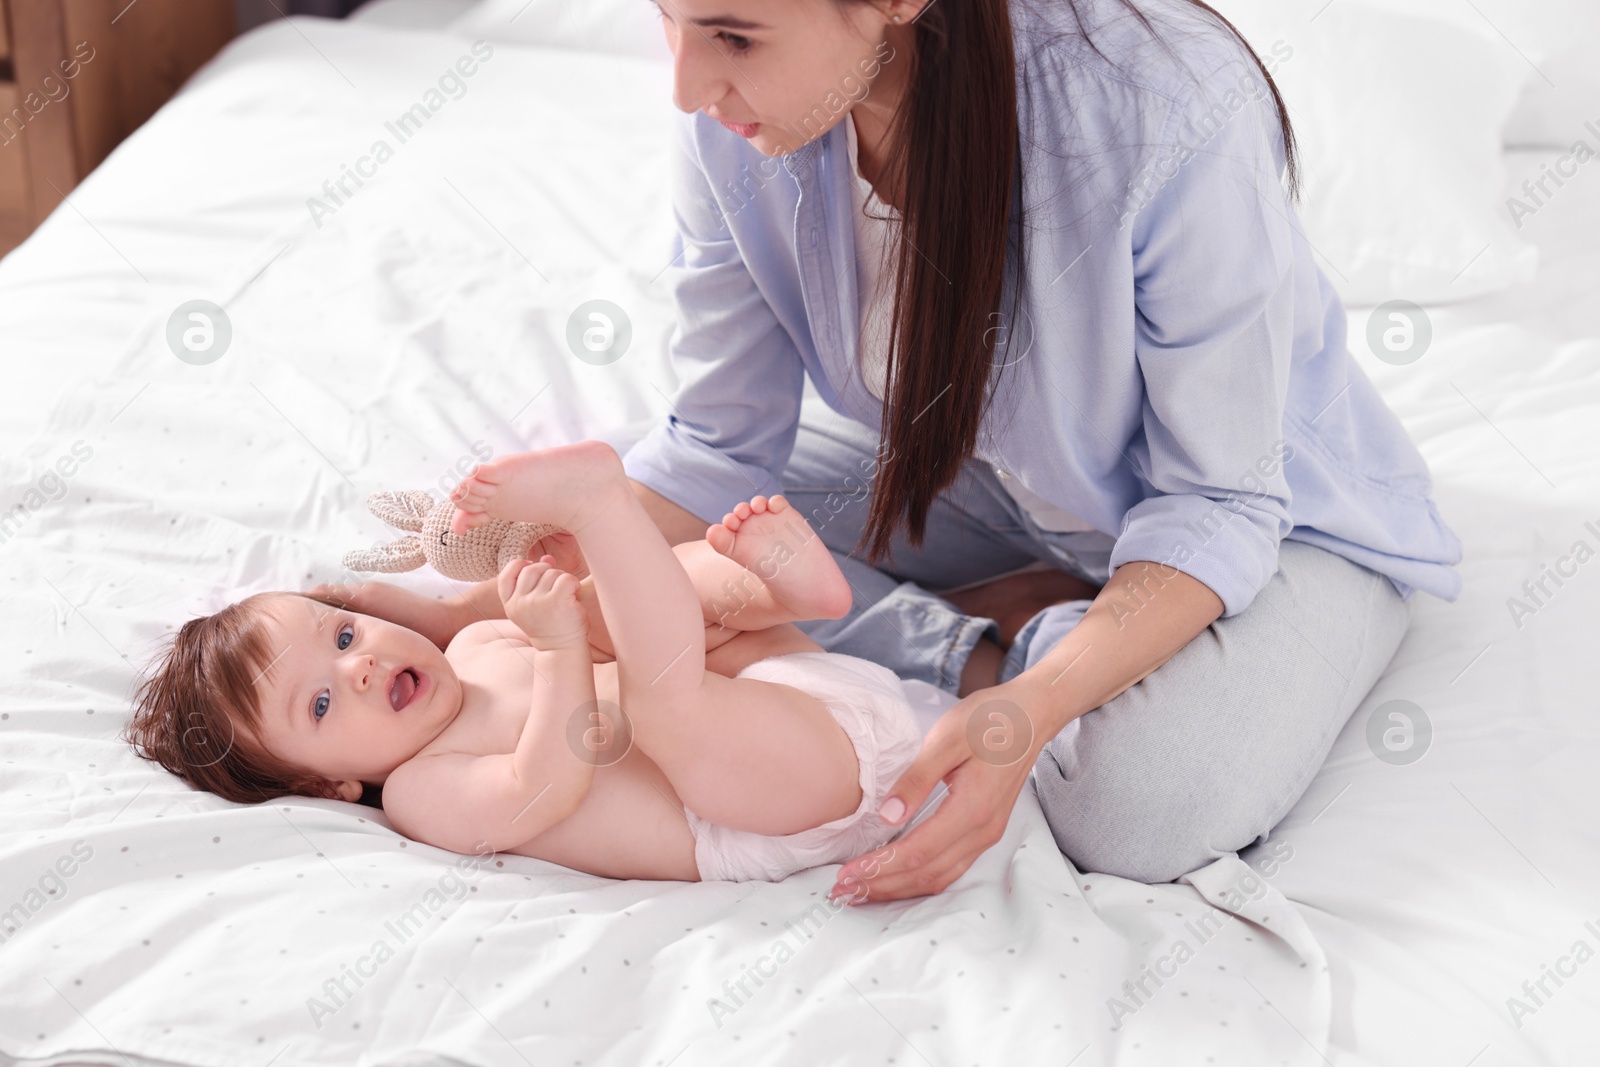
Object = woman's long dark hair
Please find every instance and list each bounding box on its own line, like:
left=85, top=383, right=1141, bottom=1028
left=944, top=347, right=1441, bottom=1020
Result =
left=845, top=0, right=1300, bottom=563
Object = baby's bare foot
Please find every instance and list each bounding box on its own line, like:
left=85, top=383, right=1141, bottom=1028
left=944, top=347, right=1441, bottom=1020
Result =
left=706, top=494, right=851, bottom=621
left=450, top=441, right=625, bottom=536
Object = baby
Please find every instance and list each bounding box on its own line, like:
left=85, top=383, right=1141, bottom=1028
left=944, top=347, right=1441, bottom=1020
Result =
left=127, top=441, right=925, bottom=886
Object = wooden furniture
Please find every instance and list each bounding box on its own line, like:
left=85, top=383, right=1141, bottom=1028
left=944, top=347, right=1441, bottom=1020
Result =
left=0, top=0, right=235, bottom=256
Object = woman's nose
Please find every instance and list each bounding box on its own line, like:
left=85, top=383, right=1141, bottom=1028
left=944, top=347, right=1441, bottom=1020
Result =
left=668, top=25, right=724, bottom=115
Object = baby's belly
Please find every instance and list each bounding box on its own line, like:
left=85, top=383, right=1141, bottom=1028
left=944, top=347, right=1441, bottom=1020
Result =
left=506, top=662, right=700, bottom=880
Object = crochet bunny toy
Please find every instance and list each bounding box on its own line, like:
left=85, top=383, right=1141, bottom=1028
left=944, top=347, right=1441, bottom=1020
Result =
left=342, top=490, right=565, bottom=583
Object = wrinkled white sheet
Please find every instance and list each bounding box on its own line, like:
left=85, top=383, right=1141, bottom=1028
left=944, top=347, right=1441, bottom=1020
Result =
left=0, top=15, right=1595, bottom=1067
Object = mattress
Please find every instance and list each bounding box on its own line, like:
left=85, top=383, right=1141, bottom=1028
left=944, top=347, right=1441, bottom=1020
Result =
left=0, top=13, right=1596, bottom=1067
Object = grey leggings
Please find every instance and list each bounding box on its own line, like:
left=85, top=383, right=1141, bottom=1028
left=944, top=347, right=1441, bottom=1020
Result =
left=778, top=409, right=1412, bottom=884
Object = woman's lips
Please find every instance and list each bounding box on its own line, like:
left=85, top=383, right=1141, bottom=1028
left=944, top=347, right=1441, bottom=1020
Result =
left=717, top=118, right=760, bottom=138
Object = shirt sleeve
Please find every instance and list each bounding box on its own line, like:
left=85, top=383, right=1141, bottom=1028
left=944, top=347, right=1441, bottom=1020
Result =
left=1107, top=57, right=1300, bottom=617
left=621, top=111, right=806, bottom=524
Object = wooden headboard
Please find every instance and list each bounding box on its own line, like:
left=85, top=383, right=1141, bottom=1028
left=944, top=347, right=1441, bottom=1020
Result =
left=0, top=0, right=235, bottom=254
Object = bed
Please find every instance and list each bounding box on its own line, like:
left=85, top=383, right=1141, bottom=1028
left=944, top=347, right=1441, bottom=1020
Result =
left=0, top=1, right=1596, bottom=1065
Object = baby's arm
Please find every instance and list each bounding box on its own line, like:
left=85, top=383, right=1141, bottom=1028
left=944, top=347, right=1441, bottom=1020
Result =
left=384, top=557, right=598, bottom=855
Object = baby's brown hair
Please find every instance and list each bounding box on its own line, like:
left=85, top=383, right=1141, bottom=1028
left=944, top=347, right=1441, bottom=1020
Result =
left=125, top=590, right=361, bottom=805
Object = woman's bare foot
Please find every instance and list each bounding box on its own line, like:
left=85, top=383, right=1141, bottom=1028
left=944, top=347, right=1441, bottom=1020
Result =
left=705, top=494, right=852, bottom=622
left=942, top=566, right=1102, bottom=649
left=449, top=441, right=626, bottom=536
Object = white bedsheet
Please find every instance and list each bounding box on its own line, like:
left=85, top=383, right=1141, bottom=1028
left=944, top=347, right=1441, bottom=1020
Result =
left=0, top=16, right=1595, bottom=1067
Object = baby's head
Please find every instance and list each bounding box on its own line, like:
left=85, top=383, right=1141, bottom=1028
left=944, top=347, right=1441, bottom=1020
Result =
left=126, top=591, right=461, bottom=805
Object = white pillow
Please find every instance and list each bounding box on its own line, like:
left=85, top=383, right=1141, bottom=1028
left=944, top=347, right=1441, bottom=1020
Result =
left=448, top=0, right=671, bottom=61
left=1374, top=0, right=1600, bottom=148
left=1504, top=48, right=1600, bottom=149
left=1211, top=0, right=1538, bottom=306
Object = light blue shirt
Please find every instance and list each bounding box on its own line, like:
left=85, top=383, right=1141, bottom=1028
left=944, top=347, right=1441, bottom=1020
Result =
left=623, top=0, right=1463, bottom=618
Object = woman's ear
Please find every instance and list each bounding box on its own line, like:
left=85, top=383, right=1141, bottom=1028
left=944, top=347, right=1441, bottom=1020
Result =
left=332, top=778, right=365, bottom=803
left=885, top=0, right=929, bottom=24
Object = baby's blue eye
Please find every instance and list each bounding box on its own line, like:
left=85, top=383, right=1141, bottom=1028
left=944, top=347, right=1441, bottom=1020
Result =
left=315, top=624, right=354, bottom=721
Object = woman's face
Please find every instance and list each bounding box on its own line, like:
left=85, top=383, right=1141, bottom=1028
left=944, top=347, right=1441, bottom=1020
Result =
left=654, top=0, right=909, bottom=156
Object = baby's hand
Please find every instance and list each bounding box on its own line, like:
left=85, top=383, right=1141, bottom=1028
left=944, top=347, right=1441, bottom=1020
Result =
left=498, top=556, right=587, bottom=650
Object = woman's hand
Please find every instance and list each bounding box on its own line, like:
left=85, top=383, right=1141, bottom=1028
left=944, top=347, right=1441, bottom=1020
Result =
left=827, top=561, right=1219, bottom=903
left=305, top=580, right=470, bottom=650
left=829, top=677, right=1050, bottom=904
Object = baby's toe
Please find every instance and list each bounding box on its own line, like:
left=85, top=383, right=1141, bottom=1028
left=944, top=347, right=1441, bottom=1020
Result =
left=706, top=523, right=736, bottom=556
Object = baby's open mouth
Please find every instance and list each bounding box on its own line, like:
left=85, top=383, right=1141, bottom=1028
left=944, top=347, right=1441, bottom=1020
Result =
left=389, top=668, right=420, bottom=711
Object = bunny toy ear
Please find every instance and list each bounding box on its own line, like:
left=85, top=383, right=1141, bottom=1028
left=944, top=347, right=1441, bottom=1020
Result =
left=365, top=490, right=436, bottom=533
left=343, top=537, right=427, bottom=574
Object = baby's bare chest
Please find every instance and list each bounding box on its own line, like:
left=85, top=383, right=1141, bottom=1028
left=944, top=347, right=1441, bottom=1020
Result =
left=430, top=641, right=621, bottom=757
left=422, top=639, right=694, bottom=879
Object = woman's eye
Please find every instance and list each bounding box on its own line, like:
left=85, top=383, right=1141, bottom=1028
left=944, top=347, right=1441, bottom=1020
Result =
left=314, top=691, right=330, bottom=721
left=337, top=624, right=354, bottom=651
left=718, top=32, right=753, bottom=54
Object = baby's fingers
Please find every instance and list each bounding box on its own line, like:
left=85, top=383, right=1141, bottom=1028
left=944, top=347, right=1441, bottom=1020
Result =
left=513, top=560, right=558, bottom=595
left=497, top=557, right=532, bottom=603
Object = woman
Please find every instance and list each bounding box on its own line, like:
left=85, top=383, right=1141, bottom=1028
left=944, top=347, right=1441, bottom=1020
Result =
left=331, top=0, right=1462, bottom=898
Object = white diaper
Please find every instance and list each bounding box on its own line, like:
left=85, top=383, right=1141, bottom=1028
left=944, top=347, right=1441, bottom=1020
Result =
left=680, top=651, right=926, bottom=883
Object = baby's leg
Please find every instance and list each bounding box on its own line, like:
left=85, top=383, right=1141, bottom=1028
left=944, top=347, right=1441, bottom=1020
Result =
left=631, top=670, right=863, bottom=834
left=453, top=447, right=865, bottom=835
left=697, top=494, right=852, bottom=630
left=577, top=493, right=852, bottom=660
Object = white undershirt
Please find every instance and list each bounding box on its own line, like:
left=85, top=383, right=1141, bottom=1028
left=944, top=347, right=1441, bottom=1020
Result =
left=845, top=113, right=898, bottom=404
left=844, top=114, right=1097, bottom=535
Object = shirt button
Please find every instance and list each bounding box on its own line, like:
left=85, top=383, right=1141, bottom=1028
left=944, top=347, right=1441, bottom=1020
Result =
left=995, top=468, right=1010, bottom=480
